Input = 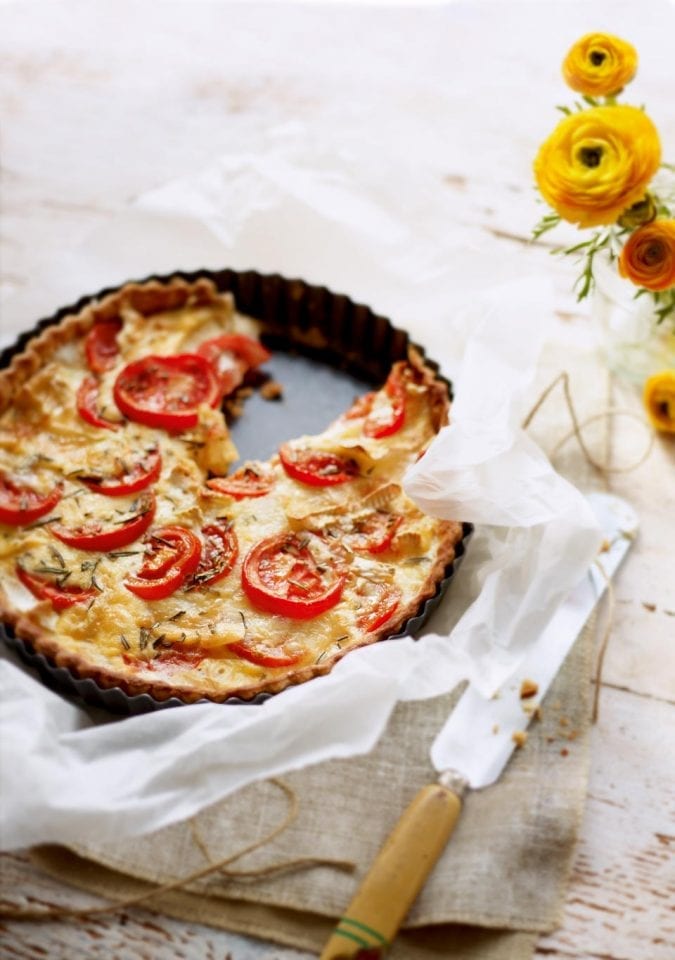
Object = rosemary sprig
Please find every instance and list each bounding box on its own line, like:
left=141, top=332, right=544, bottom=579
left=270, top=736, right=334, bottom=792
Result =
left=26, top=515, right=62, bottom=530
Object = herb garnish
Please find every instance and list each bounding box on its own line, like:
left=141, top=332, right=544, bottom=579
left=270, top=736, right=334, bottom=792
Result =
left=26, top=515, right=62, bottom=530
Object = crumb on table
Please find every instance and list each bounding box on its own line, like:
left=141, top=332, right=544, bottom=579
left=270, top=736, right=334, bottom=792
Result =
left=512, top=731, right=528, bottom=748
left=260, top=380, right=284, bottom=401
left=520, top=678, right=539, bottom=700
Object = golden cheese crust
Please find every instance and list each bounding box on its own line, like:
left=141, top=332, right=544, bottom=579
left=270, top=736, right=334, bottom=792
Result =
left=0, top=278, right=464, bottom=704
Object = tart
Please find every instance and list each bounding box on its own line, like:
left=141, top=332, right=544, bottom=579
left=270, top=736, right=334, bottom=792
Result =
left=0, top=277, right=464, bottom=703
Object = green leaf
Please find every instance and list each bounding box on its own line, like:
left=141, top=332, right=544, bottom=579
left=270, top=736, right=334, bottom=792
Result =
left=562, top=240, right=593, bottom=255
left=531, top=213, right=561, bottom=241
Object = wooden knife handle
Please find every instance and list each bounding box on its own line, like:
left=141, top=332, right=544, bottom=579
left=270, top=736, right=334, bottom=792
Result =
left=319, top=782, right=463, bottom=959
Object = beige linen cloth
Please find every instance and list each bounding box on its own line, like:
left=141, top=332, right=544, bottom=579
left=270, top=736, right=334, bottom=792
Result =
left=32, top=619, right=593, bottom=959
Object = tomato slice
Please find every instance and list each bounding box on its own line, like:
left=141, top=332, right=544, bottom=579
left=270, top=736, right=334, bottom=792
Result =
left=16, top=565, right=97, bottom=612
left=85, top=320, right=122, bottom=373
left=147, top=648, right=206, bottom=670
left=77, top=376, right=122, bottom=432
left=187, top=521, right=238, bottom=589
left=356, top=583, right=402, bottom=633
left=197, top=333, right=272, bottom=376
left=0, top=473, right=62, bottom=526
left=196, top=334, right=271, bottom=397
left=206, top=464, right=275, bottom=500
left=51, top=492, right=156, bottom=552
left=125, top=525, right=202, bottom=600
left=242, top=532, right=345, bottom=619
left=229, top=635, right=303, bottom=668
left=278, top=444, right=359, bottom=487
left=113, top=354, right=221, bottom=431
left=363, top=371, right=406, bottom=439
left=348, top=511, right=403, bottom=554
left=79, top=447, right=162, bottom=497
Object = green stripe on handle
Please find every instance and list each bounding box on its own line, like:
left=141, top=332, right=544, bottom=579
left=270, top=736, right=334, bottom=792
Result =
left=340, top=916, right=389, bottom=946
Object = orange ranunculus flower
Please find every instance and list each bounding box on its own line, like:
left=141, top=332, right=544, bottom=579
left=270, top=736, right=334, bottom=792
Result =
left=643, top=369, right=675, bottom=434
left=562, top=33, right=638, bottom=97
left=533, top=106, right=661, bottom=228
left=618, top=220, right=675, bottom=291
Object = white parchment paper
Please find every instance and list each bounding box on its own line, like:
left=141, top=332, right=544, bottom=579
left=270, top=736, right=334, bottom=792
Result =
left=0, top=142, right=601, bottom=850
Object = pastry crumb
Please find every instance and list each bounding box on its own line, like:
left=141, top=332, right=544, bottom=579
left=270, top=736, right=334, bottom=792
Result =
left=519, top=678, right=539, bottom=700
left=559, top=716, right=569, bottom=727
left=511, top=731, right=528, bottom=748
left=260, top=380, right=284, bottom=401
left=641, top=601, right=657, bottom=612
left=560, top=747, right=569, bottom=757
left=492, top=723, right=500, bottom=735
left=224, top=396, right=245, bottom=419
left=599, top=539, right=611, bottom=553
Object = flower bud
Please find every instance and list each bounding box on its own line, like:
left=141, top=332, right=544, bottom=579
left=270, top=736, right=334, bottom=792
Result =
left=618, top=194, right=657, bottom=229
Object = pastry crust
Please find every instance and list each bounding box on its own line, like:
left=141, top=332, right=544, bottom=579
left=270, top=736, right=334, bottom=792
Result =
left=0, top=277, right=465, bottom=704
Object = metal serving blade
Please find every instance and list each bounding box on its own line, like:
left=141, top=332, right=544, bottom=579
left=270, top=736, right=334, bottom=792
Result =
left=320, top=492, right=638, bottom=959
left=430, top=491, right=638, bottom=788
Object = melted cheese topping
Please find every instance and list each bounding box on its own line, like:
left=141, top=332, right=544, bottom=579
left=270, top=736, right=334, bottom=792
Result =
left=0, top=290, right=458, bottom=701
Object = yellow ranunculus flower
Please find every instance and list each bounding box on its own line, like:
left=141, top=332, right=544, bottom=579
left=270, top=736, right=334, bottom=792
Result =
left=562, top=33, right=637, bottom=97
left=534, top=106, right=661, bottom=228
left=643, top=369, right=675, bottom=434
left=619, top=220, right=675, bottom=291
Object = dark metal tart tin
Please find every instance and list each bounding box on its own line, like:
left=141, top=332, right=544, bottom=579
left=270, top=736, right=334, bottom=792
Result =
left=0, top=269, right=472, bottom=715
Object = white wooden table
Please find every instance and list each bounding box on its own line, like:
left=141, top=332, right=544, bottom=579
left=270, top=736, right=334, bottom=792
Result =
left=1, top=2, right=673, bottom=958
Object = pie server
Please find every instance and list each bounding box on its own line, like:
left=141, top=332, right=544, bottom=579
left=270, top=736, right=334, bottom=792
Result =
left=320, top=491, right=637, bottom=958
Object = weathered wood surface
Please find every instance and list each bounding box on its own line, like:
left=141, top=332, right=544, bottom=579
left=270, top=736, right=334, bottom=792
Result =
left=1, top=2, right=673, bottom=958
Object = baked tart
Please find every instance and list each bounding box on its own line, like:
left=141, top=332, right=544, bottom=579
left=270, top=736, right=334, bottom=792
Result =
left=0, top=276, right=465, bottom=703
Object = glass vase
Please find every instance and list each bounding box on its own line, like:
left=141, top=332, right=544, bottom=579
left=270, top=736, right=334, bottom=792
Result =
left=592, top=254, right=675, bottom=384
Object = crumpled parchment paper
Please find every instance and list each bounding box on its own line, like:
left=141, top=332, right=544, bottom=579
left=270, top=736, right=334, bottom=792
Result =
left=0, top=143, right=601, bottom=850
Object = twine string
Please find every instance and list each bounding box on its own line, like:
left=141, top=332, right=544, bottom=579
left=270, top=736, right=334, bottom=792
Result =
left=0, top=779, right=354, bottom=923
left=521, top=370, right=654, bottom=474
